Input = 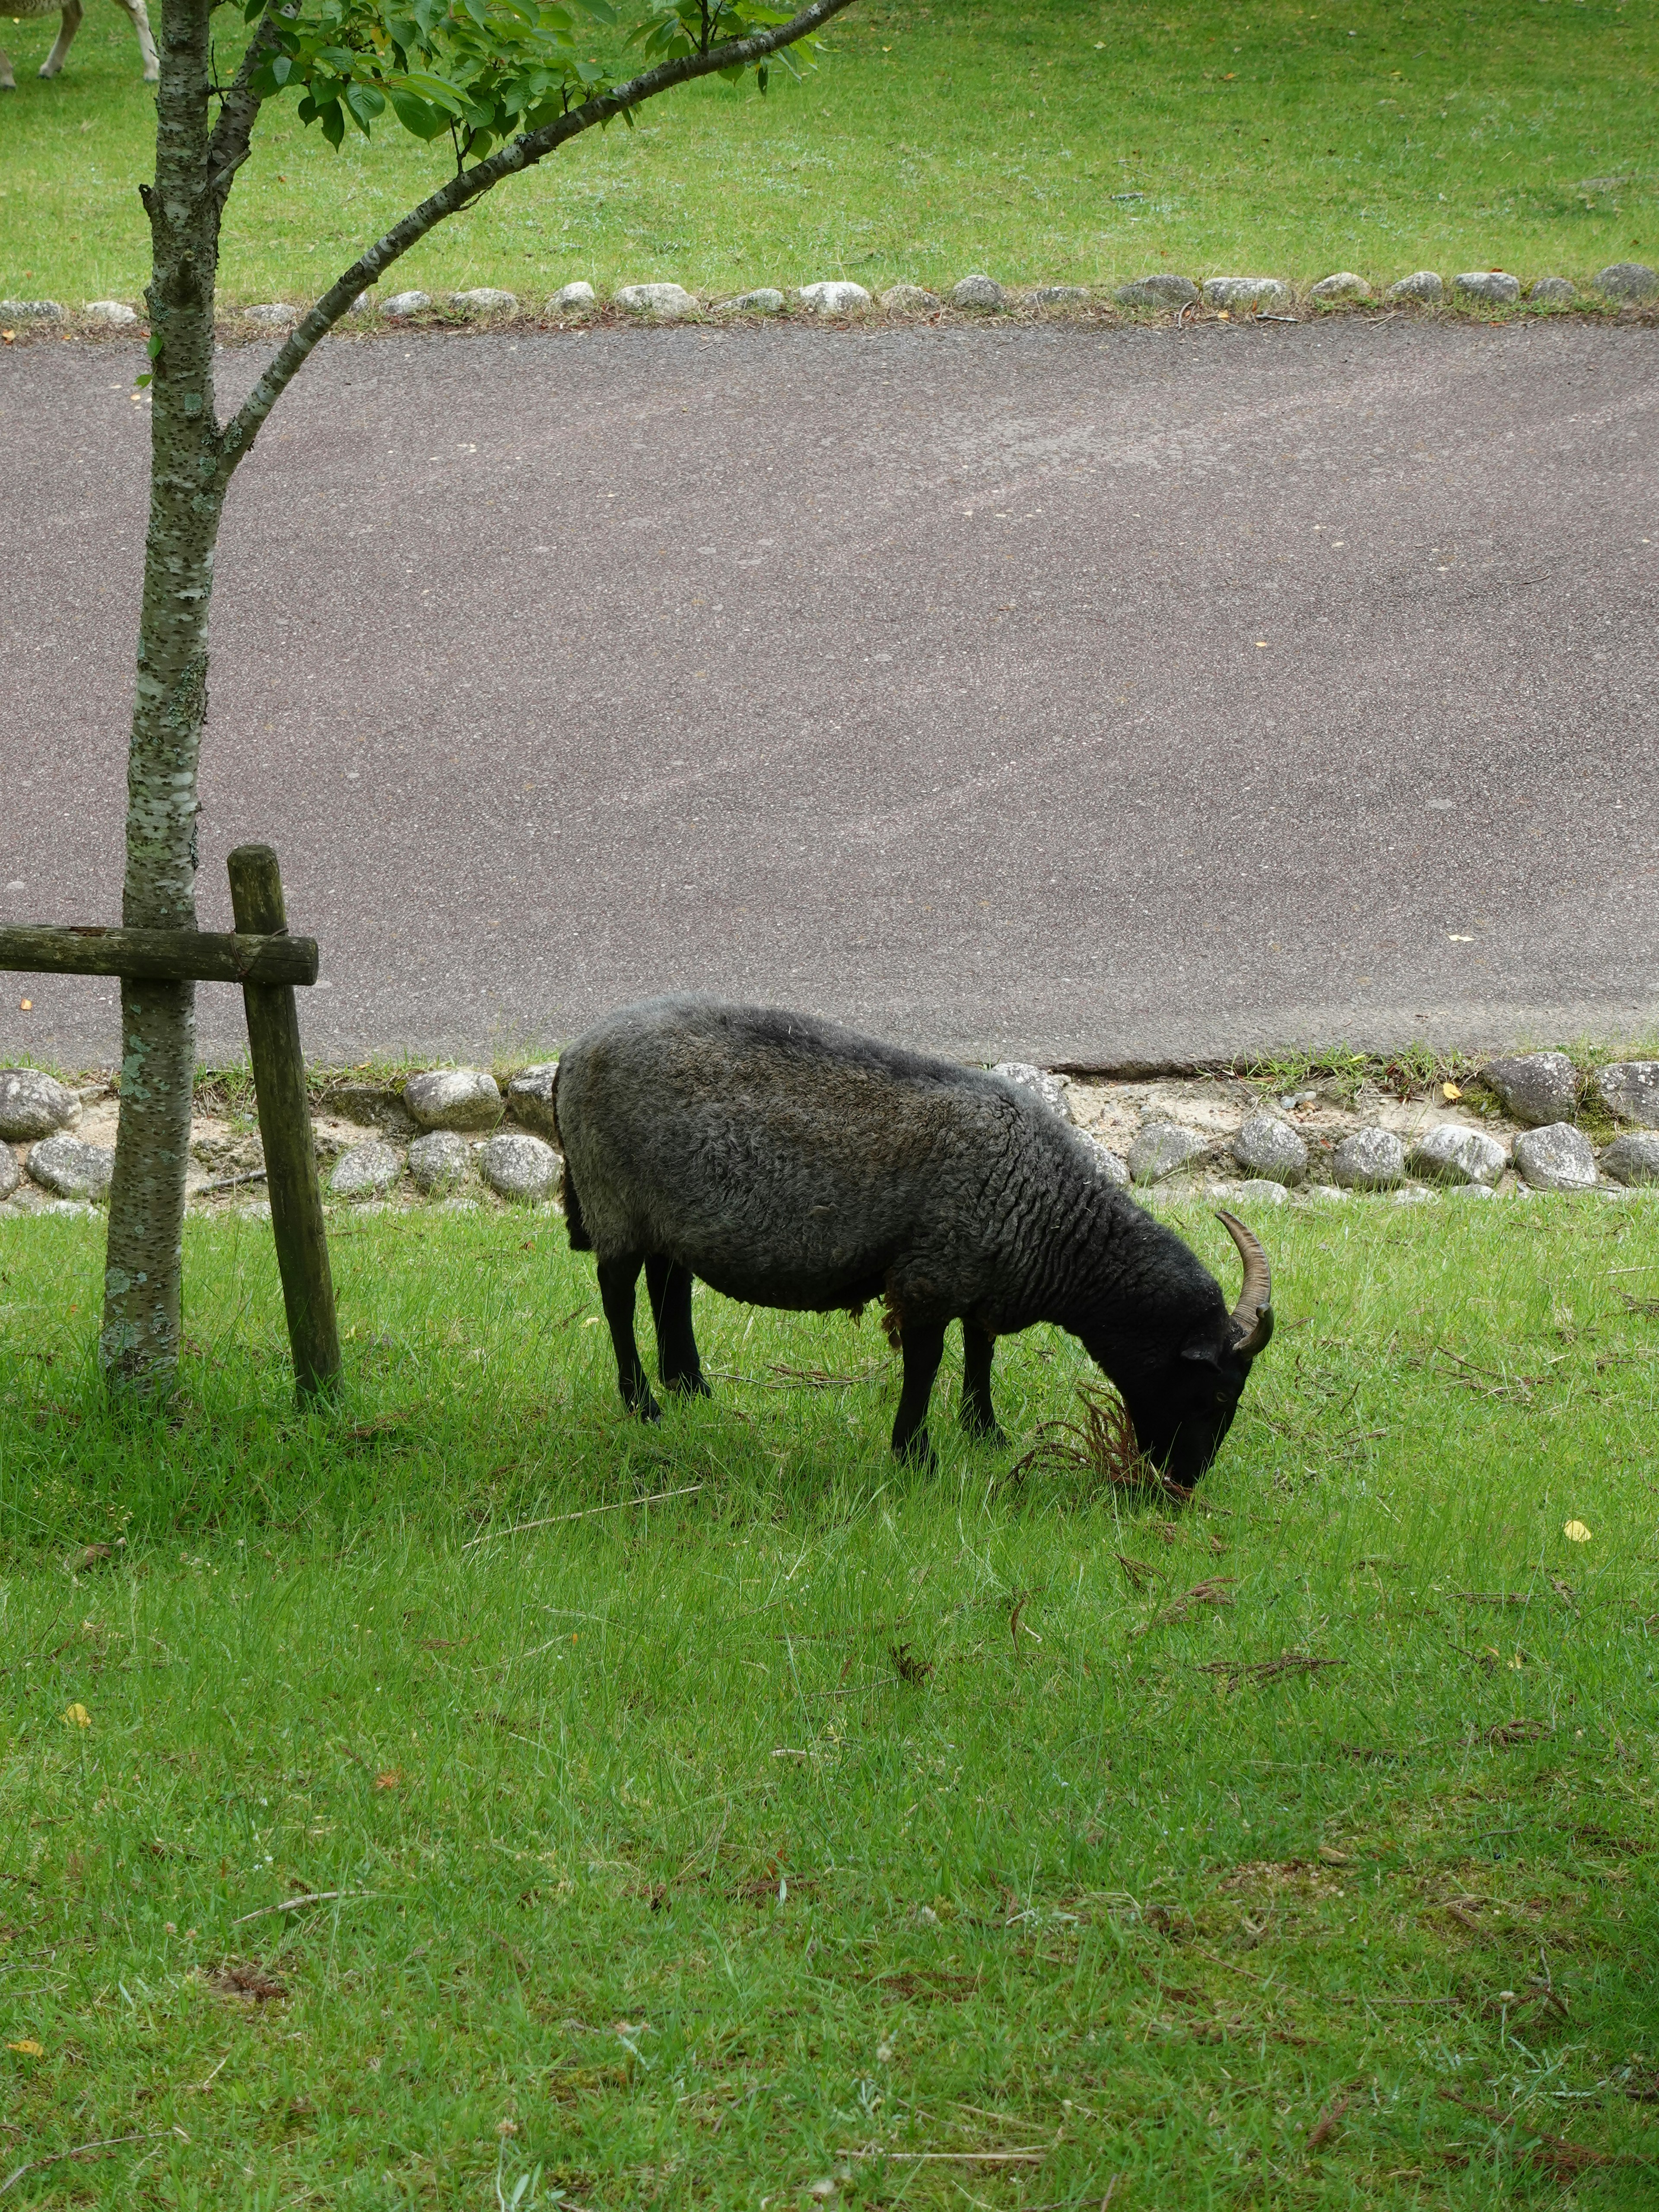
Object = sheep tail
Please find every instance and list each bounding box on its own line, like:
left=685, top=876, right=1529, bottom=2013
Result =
left=550, top=1062, right=592, bottom=1251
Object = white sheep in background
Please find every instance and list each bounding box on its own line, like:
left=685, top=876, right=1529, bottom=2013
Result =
left=1, top=0, right=159, bottom=90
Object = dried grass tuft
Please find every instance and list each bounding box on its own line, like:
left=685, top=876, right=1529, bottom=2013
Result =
left=1007, top=1383, right=1191, bottom=1501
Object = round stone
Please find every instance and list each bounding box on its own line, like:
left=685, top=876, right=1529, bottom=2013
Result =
left=992, top=1062, right=1072, bottom=1122
left=1232, top=1110, right=1308, bottom=1186
left=408, top=1130, right=472, bottom=1194
left=1405, top=1124, right=1509, bottom=1187
left=1115, top=274, right=1199, bottom=308
left=1602, top=1132, right=1659, bottom=1187
left=1028, top=286, right=1090, bottom=306
left=478, top=1131, right=559, bottom=1203
left=796, top=281, right=872, bottom=315
left=1310, top=272, right=1370, bottom=302
left=879, top=283, right=941, bottom=312
left=950, top=273, right=1005, bottom=311
left=1087, top=1137, right=1130, bottom=1188
left=1529, top=276, right=1576, bottom=304
left=507, top=1063, right=561, bottom=1140
left=0, top=1068, right=80, bottom=1141
left=1232, top=1178, right=1289, bottom=1207
left=1595, top=1062, right=1659, bottom=1128
left=329, top=1141, right=403, bottom=1199
left=0, top=1147, right=19, bottom=1201
left=1454, top=270, right=1521, bottom=304
left=1593, top=261, right=1657, bottom=301
left=382, top=292, right=431, bottom=318
left=84, top=299, right=138, bottom=326
left=615, top=283, right=697, bottom=318
left=450, top=287, right=517, bottom=316
left=1128, top=1122, right=1206, bottom=1185
left=724, top=288, right=785, bottom=315
left=25, top=1134, right=113, bottom=1200
left=1387, top=270, right=1444, bottom=303
left=403, top=1068, right=503, bottom=1132
left=245, top=303, right=299, bottom=325
left=1202, top=276, right=1293, bottom=312
left=548, top=281, right=595, bottom=312
left=1332, top=1128, right=1406, bottom=1189
left=0, top=299, right=66, bottom=321
left=1481, top=1052, right=1577, bottom=1128
left=1513, top=1123, right=1597, bottom=1192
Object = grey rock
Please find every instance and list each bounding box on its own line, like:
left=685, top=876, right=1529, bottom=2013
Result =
left=3, top=1189, right=92, bottom=1219
left=1602, top=1131, right=1659, bottom=1187
left=1087, top=1137, right=1130, bottom=1188
left=725, top=287, right=785, bottom=315
left=1310, top=271, right=1370, bottom=302
left=0, top=299, right=66, bottom=321
left=1232, top=1178, right=1289, bottom=1207
left=1028, top=285, right=1090, bottom=305
left=1528, top=276, right=1577, bottom=304
left=1128, top=1122, right=1206, bottom=1185
left=1596, top=1061, right=1659, bottom=1128
left=382, top=291, right=431, bottom=318
left=1454, top=270, right=1521, bottom=304
left=26, top=1133, right=113, bottom=1200
left=616, top=282, right=697, bottom=318
left=507, top=1062, right=561, bottom=1140
left=548, top=280, right=596, bottom=312
left=1115, top=273, right=1199, bottom=308
left=403, top=1067, right=502, bottom=1132
left=349, top=292, right=375, bottom=313
left=0, top=1147, right=18, bottom=1201
left=1232, top=1110, right=1308, bottom=1186
left=1332, top=1128, right=1406, bottom=1189
left=1444, top=1181, right=1496, bottom=1200
left=450, top=287, right=517, bottom=316
left=1202, top=276, right=1293, bottom=311
left=1593, top=261, right=1657, bottom=301
left=478, top=1131, right=559, bottom=1203
left=1307, top=1184, right=1350, bottom=1204
left=0, top=1068, right=80, bottom=1141
left=84, top=299, right=138, bottom=326
left=190, top=1130, right=265, bottom=1176
left=329, top=1141, right=403, bottom=1199
left=992, top=1062, right=1072, bottom=1122
left=950, top=273, right=1005, bottom=311
left=1514, top=1122, right=1597, bottom=1191
left=879, top=283, right=941, bottom=312
left=1406, top=1123, right=1508, bottom=1186
left=1388, top=270, right=1444, bottom=303
left=796, top=280, right=871, bottom=315
left=245, top=302, right=298, bottom=325
left=325, top=1081, right=414, bottom=1133
left=408, top=1130, right=472, bottom=1194
left=1482, top=1052, right=1577, bottom=1127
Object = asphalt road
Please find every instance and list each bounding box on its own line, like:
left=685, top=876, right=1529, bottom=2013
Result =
left=2, top=317, right=1655, bottom=1071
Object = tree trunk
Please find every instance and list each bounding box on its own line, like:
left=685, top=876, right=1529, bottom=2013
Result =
left=100, top=0, right=226, bottom=1389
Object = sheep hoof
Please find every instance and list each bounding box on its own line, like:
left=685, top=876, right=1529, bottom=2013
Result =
left=663, top=1371, right=712, bottom=1400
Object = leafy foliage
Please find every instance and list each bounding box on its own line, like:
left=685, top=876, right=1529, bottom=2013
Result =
left=241, top=0, right=820, bottom=160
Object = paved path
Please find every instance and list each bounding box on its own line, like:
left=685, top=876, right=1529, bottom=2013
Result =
left=2, top=318, right=1654, bottom=1070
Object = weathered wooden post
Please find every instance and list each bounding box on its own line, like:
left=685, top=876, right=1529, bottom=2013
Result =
left=226, top=845, right=341, bottom=1401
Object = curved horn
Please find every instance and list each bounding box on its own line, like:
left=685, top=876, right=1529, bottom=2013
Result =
left=1216, top=1210, right=1273, bottom=1358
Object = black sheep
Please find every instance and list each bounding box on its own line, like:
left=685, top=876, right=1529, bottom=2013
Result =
left=553, top=995, right=1272, bottom=1485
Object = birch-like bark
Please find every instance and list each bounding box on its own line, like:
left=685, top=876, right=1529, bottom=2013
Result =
left=100, top=0, right=226, bottom=1386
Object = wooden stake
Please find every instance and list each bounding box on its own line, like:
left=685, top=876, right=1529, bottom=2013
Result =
left=227, top=845, right=341, bottom=1401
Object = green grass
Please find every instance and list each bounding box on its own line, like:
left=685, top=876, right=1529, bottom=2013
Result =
left=3, top=1196, right=1659, bottom=2204
left=0, top=1, right=1653, bottom=310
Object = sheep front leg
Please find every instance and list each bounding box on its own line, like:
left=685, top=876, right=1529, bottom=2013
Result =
left=645, top=1255, right=709, bottom=1399
left=890, top=1317, right=946, bottom=1465
left=960, top=1320, right=1004, bottom=1444
left=597, top=1253, right=660, bottom=1421
left=39, top=0, right=83, bottom=78
left=1, top=46, right=16, bottom=90
left=116, top=0, right=159, bottom=83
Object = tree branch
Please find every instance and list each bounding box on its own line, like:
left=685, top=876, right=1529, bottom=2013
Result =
left=204, top=10, right=285, bottom=205
left=216, top=0, right=858, bottom=475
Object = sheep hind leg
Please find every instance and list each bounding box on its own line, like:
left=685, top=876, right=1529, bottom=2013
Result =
left=1, top=48, right=15, bottom=90
left=645, top=1255, right=709, bottom=1398
left=597, top=1252, right=660, bottom=1422
left=960, top=1320, right=1005, bottom=1445
left=39, top=0, right=83, bottom=77
left=890, top=1317, right=946, bottom=1466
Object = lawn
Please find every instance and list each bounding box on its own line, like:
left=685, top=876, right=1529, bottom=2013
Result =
left=2, top=1193, right=1657, bottom=2204
left=0, top=1, right=1653, bottom=310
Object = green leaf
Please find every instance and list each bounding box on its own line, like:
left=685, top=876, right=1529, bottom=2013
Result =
left=319, top=98, right=346, bottom=148
left=134, top=372, right=153, bottom=388
left=387, top=86, right=447, bottom=137
left=147, top=332, right=165, bottom=359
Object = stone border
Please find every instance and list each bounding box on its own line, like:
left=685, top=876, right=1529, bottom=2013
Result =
left=5, top=261, right=1656, bottom=347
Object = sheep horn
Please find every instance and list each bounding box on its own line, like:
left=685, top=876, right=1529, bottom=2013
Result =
left=1216, top=1210, right=1273, bottom=1357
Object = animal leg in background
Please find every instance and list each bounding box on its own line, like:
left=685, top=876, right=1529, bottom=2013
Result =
left=890, top=1316, right=947, bottom=1464
left=38, top=0, right=83, bottom=78
left=960, top=1319, right=1004, bottom=1443
left=117, top=0, right=159, bottom=82
left=645, top=1255, right=709, bottom=1398
left=597, top=1252, right=660, bottom=1421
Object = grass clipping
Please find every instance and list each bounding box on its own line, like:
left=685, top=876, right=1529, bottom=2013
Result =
left=1007, top=1382, right=1190, bottom=1503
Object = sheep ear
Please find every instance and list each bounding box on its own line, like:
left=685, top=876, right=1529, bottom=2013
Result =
left=1180, top=1336, right=1225, bottom=1370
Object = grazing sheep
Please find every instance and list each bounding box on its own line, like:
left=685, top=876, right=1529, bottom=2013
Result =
left=553, top=997, right=1273, bottom=1486
left=1, top=0, right=158, bottom=89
